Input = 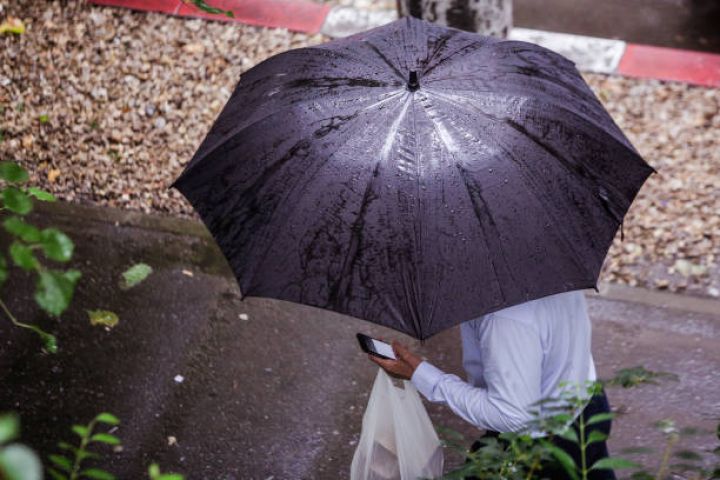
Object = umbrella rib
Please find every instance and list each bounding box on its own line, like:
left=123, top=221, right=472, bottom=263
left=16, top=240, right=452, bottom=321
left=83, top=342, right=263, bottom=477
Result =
left=429, top=89, right=639, bottom=212
left=360, top=40, right=407, bottom=82
left=304, top=45, right=405, bottom=83
left=427, top=90, right=603, bottom=282
left=421, top=40, right=492, bottom=77
left=454, top=163, right=512, bottom=303
left=433, top=86, right=637, bottom=154
left=243, top=100, right=405, bottom=297
left=415, top=92, right=523, bottom=307
left=422, top=30, right=461, bottom=74
left=178, top=90, right=405, bottom=182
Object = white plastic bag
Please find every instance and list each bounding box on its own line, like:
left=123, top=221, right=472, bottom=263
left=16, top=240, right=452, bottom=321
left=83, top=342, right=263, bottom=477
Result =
left=351, top=369, right=444, bottom=480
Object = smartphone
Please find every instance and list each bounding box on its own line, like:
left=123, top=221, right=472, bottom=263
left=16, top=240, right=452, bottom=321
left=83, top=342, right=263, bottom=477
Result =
left=357, top=333, right=397, bottom=360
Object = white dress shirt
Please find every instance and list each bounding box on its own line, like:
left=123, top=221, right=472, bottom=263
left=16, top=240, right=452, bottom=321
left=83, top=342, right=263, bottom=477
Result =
left=411, top=290, right=597, bottom=434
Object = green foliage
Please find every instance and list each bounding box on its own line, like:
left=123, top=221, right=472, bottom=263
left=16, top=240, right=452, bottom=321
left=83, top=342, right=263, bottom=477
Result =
left=4, top=216, right=41, bottom=243
left=86, top=310, right=119, bottom=328
left=40, top=228, right=74, bottom=262
left=604, top=365, right=678, bottom=388
left=1, top=161, right=78, bottom=351
left=0, top=414, right=19, bottom=444
left=48, top=412, right=121, bottom=480
left=0, top=161, right=29, bottom=183
left=188, top=0, right=234, bottom=18
left=27, top=186, right=56, bottom=202
left=0, top=413, right=43, bottom=480
left=3, top=187, right=33, bottom=214
left=34, top=269, right=82, bottom=316
left=444, top=379, right=719, bottom=480
left=148, top=463, right=185, bottom=480
left=120, top=262, right=153, bottom=289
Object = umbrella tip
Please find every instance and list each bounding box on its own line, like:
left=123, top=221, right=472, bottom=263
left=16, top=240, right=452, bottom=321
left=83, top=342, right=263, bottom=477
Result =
left=407, top=71, right=420, bottom=92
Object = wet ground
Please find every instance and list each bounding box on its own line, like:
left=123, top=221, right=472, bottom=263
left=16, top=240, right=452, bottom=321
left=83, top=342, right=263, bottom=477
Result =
left=1, top=201, right=719, bottom=479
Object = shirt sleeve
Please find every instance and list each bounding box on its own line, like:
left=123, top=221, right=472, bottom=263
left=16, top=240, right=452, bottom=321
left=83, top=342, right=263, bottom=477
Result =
left=410, top=314, right=543, bottom=432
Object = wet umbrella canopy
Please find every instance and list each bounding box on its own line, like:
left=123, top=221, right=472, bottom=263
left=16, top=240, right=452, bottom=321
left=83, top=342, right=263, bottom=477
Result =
left=172, top=17, right=653, bottom=340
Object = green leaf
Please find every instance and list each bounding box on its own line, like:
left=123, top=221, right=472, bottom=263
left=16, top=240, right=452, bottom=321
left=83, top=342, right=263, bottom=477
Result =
left=38, top=114, right=49, bottom=124
left=27, top=187, right=56, bottom=202
left=0, top=254, right=7, bottom=287
left=76, top=450, right=100, bottom=462
left=586, top=412, right=615, bottom=426
left=47, top=467, right=69, bottom=480
left=542, top=441, right=579, bottom=480
left=586, top=430, right=608, bottom=445
left=71, top=425, right=89, bottom=439
left=120, top=263, right=152, bottom=289
left=556, top=427, right=578, bottom=444
left=39, top=331, right=58, bottom=354
left=590, top=457, right=642, bottom=471
left=86, top=310, right=119, bottom=328
left=40, top=228, right=74, bottom=262
left=0, top=444, right=43, bottom=480
left=34, top=269, right=81, bottom=317
left=188, top=0, right=234, bottom=17
left=0, top=413, right=20, bottom=444
left=148, top=464, right=161, bottom=478
left=95, top=413, right=120, bottom=426
left=80, top=468, right=116, bottom=480
left=0, top=161, right=29, bottom=183
left=157, top=475, right=184, bottom=480
left=56, top=441, right=75, bottom=452
left=89, top=433, right=120, bottom=445
left=3, top=216, right=41, bottom=243
left=48, top=454, right=72, bottom=472
left=2, top=187, right=32, bottom=215
left=9, top=242, right=38, bottom=270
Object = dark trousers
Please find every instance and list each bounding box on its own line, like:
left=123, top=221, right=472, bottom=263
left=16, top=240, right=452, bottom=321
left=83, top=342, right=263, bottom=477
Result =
left=467, top=392, right=616, bottom=480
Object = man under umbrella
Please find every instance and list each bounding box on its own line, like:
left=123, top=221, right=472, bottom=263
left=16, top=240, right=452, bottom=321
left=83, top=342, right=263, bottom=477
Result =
left=370, top=290, right=614, bottom=480
left=172, top=15, right=653, bottom=480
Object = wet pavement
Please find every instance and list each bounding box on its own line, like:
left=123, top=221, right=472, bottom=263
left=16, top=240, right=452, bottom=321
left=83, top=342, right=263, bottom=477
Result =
left=1, top=201, right=719, bottom=479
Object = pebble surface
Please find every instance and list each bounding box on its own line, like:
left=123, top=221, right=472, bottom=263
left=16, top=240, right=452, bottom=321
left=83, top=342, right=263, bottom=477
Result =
left=1, top=1, right=718, bottom=298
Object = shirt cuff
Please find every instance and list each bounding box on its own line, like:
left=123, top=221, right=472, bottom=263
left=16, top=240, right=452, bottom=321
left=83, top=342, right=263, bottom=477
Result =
left=411, top=361, right=445, bottom=401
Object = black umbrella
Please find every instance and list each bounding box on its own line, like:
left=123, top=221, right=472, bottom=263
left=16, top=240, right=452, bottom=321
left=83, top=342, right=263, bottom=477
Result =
left=172, top=17, right=653, bottom=340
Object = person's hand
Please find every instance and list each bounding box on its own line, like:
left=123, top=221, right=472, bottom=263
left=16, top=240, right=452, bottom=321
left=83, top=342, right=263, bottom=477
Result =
left=368, top=340, right=423, bottom=381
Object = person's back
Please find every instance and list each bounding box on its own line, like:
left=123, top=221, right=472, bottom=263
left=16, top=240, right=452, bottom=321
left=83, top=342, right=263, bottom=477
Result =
left=461, top=289, right=597, bottom=425
left=369, top=289, right=617, bottom=479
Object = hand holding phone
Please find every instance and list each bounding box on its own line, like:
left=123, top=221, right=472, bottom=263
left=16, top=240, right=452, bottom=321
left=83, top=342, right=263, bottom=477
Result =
left=357, top=333, right=397, bottom=360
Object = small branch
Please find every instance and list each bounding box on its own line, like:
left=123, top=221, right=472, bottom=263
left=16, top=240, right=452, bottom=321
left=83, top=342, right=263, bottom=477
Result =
left=0, top=296, right=31, bottom=329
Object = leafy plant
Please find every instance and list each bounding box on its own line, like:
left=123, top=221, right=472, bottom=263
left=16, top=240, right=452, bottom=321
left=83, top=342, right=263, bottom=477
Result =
left=442, top=371, right=720, bottom=480
left=441, top=382, right=640, bottom=480
left=440, top=425, right=554, bottom=480
left=0, top=160, right=73, bottom=352
left=0, top=413, right=43, bottom=480
left=604, top=366, right=678, bottom=388
left=47, top=412, right=121, bottom=480
left=1, top=161, right=127, bottom=351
